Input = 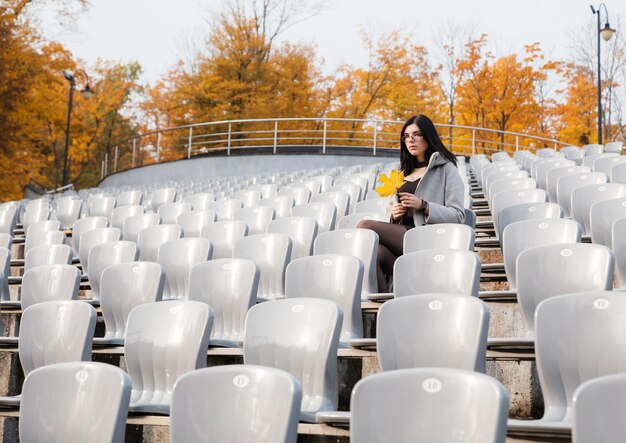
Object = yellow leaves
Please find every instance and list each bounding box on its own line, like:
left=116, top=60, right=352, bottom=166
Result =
left=375, top=169, right=405, bottom=197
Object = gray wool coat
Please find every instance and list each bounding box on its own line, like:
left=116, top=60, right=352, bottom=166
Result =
left=410, top=152, right=466, bottom=227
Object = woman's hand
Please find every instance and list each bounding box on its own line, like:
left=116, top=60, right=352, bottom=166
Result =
left=390, top=202, right=407, bottom=221
left=398, top=192, right=423, bottom=210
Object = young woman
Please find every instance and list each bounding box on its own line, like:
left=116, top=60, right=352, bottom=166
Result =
left=357, top=114, right=466, bottom=292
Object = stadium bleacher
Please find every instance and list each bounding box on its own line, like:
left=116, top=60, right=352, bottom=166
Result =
left=1, top=142, right=626, bottom=441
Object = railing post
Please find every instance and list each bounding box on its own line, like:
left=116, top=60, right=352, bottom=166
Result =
left=373, top=126, right=378, bottom=156
left=516, top=136, right=519, bottom=152
left=471, top=129, right=476, bottom=155
left=273, top=120, right=278, bottom=154
left=132, top=139, right=136, bottom=168
left=554, top=142, right=557, bottom=151
left=322, top=120, right=327, bottom=154
left=104, top=152, right=108, bottom=177
left=187, top=127, right=193, bottom=159
left=156, top=132, right=161, bottom=163
left=227, top=123, right=232, bottom=156
left=114, top=146, right=118, bottom=173
left=101, top=160, right=104, bottom=179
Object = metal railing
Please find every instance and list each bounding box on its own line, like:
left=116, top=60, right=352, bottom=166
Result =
left=102, top=117, right=573, bottom=178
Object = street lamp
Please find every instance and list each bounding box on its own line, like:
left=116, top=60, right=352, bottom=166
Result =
left=590, top=4, right=616, bottom=145
left=62, top=69, right=94, bottom=187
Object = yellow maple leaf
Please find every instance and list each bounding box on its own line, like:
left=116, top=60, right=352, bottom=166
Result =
left=375, top=169, right=405, bottom=197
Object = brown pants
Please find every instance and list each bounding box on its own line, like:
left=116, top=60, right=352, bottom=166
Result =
left=357, top=220, right=411, bottom=292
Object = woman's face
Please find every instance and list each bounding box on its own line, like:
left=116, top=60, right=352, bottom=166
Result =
left=403, top=123, right=428, bottom=160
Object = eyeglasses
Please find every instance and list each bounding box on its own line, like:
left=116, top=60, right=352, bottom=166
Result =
left=402, top=132, right=423, bottom=142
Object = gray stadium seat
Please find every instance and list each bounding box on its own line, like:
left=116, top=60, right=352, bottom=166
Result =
left=22, top=199, right=50, bottom=233
left=19, top=362, right=130, bottom=443
left=351, top=368, right=509, bottom=443
left=94, top=261, right=165, bottom=346
left=230, top=189, right=263, bottom=208
left=78, top=227, right=121, bottom=277
left=286, top=254, right=363, bottom=346
left=233, top=206, right=275, bottom=235
left=546, top=165, right=590, bottom=203
left=72, top=216, right=108, bottom=254
left=87, top=241, right=138, bottom=301
left=291, top=201, right=336, bottom=233
left=110, top=204, right=144, bottom=230
left=378, top=293, right=489, bottom=372
left=20, top=264, right=81, bottom=310
left=24, top=243, right=72, bottom=272
left=491, top=189, right=546, bottom=239
left=177, top=209, right=217, bottom=238
left=610, top=162, right=626, bottom=184
left=200, top=220, right=247, bottom=259
left=171, top=365, right=301, bottom=443
left=403, top=223, right=475, bottom=253
left=593, top=155, right=626, bottom=177
left=278, top=185, right=311, bottom=206
left=53, top=196, right=82, bottom=229
left=573, top=373, right=626, bottom=443
left=117, top=189, right=143, bottom=206
left=336, top=212, right=387, bottom=229
left=502, top=218, right=581, bottom=291
left=121, top=212, right=160, bottom=243
left=188, top=258, right=258, bottom=347
left=183, top=192, right=215, bottom=210
left=329, top=183, right=361, bottom=213
left=244, top=298, right=342, bottom=423
left=497, top=202, right=563, bottom=242
left=25, top=219, right=60, bottom=236
left=612, top=217, right=626, bottom=289
left=0, top=300, right=96, bottom=407
left=125, top=300, right=213, bottom=414
left=393, top=250, right=481, bottom=298
left=157, top=237, right=211, bottom=300
left=589, top=197, right=626, bottom=247
left=485, top=170, right=529, bottom=201
left=0, top=233, right=11, bottom=251
left=0, top=247, right=10, bottom=302
left=535, top=159, right=574, bottom=190
left=88, top=195, right=116, bottom=221
left=508, top=291, right=626, bottom=437
left=353, top=197, right=390, bottom=215
left=234, top=233, right=291, bottom=300
left=157, top=201, right=192, bottom=224
left=571, top=183, right=626, bottom=235
left=267, top=216, right=317, bottom=261
left=311, top=190, right=350, bottom=217
left=208, top=198, right=244, bottom=221
left=24, top=230, right=67, bottom=256
left=604, top=141, right=624, bottom=154
left=149, top=187, right=177, bottom=212
left=314, top=228, right=378, bottom=299
left=136, top=224, right=182, bottom=262
left=513, top=243, right=613, bottom=343
left=0, top=206, right=17, bottom=235
left=556, top=172, right=607, bottom=218
left=257, top=196, right=295, bottom=219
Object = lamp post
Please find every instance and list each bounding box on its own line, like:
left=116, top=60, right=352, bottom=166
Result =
left=62, top=69, right=94, bottom=187
left=590, top=4, right=616, bottom=145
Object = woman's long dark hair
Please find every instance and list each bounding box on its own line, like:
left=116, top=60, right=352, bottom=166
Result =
left=400, top=114, right=457, bottom=175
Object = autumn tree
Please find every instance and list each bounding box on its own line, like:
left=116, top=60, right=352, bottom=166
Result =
left=0, top=0, right=142, bottom=200
left=433, top=22, right=476, bottom=144
left=567, top=16, right=626, bottom=142
left=552, top=63, right=598, bottom=145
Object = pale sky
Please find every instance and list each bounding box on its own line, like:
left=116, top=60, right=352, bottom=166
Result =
left=36, top=0, right=626, bottom=86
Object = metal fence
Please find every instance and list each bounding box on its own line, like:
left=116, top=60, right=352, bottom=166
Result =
left=102, top=117, right=573, bottom=178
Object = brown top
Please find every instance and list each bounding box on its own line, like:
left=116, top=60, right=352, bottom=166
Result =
left=397, top=178, right=420, bottom=227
